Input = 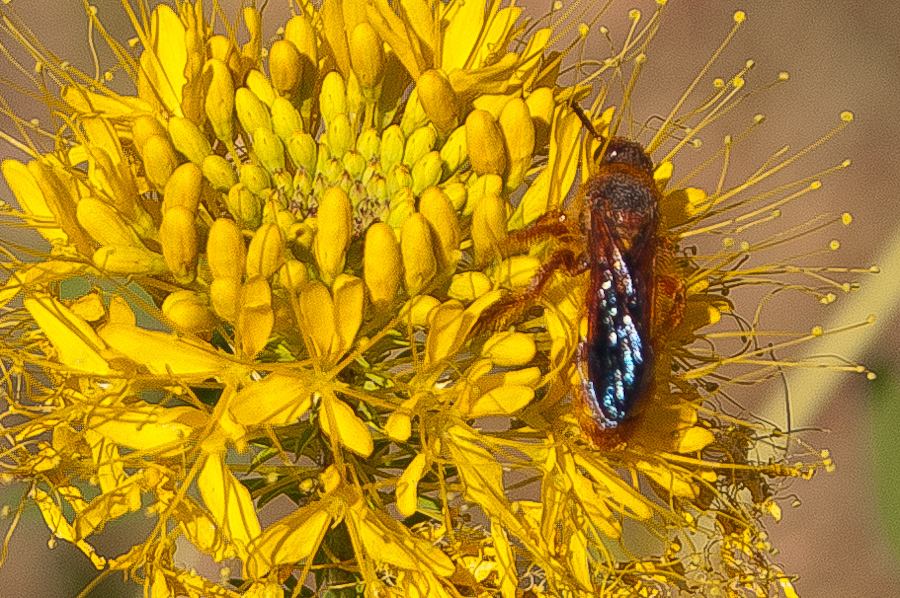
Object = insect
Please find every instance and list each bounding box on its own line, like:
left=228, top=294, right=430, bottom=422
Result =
left=476, top=106, right=681, bottom=448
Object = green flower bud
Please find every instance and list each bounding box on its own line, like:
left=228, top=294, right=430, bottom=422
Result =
left=411, top=151, right=443, bottom=195
left=240, top=163, right=271, bottom=196
left=202, top=154, right=239, bottom=192
left=380, top=124, right=405, bottom=175
left=271, top=97, right=304, bottom=145
left=235, top=87, right=272, bottom=137
left=287, top=132, right=317, bottom=175
left=168, top=116, right=213, bottom=166
left=252, top=126, right=286, bottom=174
left=403, top=125, right=437, bottom=168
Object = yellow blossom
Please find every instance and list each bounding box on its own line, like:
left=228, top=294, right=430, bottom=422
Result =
left=0, top=1, right=876, bottom=597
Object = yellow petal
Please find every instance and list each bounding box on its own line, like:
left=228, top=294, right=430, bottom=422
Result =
left=466, top=385, right=534, bottom=418
left=246, top=502, right=333, bottom=579
left=349, top=503, right=455, bottom=576
left=319, top=392, right=373, bottom=457
left=31, top=488, right=106, bottom=569
left=87, top=403, right=202, bottom=453
left=74, top=475, right=143, bottom=539
left=142, top=5, right=187, bottom=115
left=99, top=323, right=241, bottom=378
left=174, top=497, right=231, bottom=562
left=441, top=0, right=485, bottom=71
left=677, top=426, right=716, bottom=453
left=24, top=294, right=111, bottom=375
left=198, top=452, right=262, bottom=562
left=482, top=331, right=536, bottom=367
left=229, top=372, right=313, bottom=429
left=396, top=453, right=428, bottom=518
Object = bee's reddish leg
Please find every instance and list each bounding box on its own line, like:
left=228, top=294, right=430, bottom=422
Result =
left=653, top=275, right=686, bottom=343
left=474, top=247, right=590, bottom=335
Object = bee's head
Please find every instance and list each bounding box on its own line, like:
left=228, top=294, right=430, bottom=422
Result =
left=597, top=137, right=654, bottom=174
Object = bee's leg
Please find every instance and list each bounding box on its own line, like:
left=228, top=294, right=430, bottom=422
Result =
left=652, top=274, right=686, bottom=343
left=474, top=248, right=590, bottom=335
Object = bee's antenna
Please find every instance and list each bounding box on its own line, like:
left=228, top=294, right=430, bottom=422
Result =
left=570, top=101, right=601, bottom=139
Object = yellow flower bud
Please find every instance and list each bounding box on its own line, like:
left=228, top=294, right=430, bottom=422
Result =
left=269, top=40, right=304, bottom=96
left=131, top=115, right=167, bottom=155
left=210, top=277, right=239, bottom=322
left=241, top=6, right=263, bottom=65
left=246, top=222, right=285, bottom=280
left=465, top=173, right=503, bottom=216
left=167, top=116, right=212, bottom=166
left=416, top=69, right=459, bottom=135
left=332, top=274, right=364, bottom=357
left=284, top=15, right=318, bottom=72
left=162, top=162, right=203, bottom=213
left=447, top=272, right=492, bottom=301
left=499, top=98, right=535, bottom=192
left=237, top=275, right=273, bottom=360
left=490, top=255, right=541, bottom=289
left=400, top=213, right=437, bottom=295
left=159, top=206, right=198, bottom=284
left=140, top=134, right=179, bottom=190
left=418, top=187, right=459, bottom=269
left=396, top=452, right=427, bottom=518
left=442, top=181, right=467, bottom=211
left=245, top=69, right=275, bottom=106
left=471, top=192, right=508, bottom=266
left=524, top=87, right=555, bottom=150
left=162, top=290, right=216, bottom=334
left=207, top=218, right=246, bottom=281
left=403, top=125, right=437, bottom=167
left=363, top=222, right=401, bottom=309
left=202, top=58, right=236, bottom=145
left=326, top=113, right=354, bottom=158
left=349, top=23, right=385, bottom=91
left=277, top=260, right=309, bottom=291
left=465, top=109, right=507, bottom=177
left=424, top=300, right=464, bottom=366
left=407, top=295, right=440, bottom=328
left=482, top=330, right=537, bottom=367
left=313, top=186, right=351, bottom=285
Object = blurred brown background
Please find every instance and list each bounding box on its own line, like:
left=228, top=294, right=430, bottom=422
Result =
left=0, top=1, right=898, bottom=596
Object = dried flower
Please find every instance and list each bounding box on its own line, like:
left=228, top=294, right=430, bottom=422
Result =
left=0, top=1, right=875, bottom=597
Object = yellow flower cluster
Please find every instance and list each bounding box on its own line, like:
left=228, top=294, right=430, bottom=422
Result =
left=0, top=1, right=873, bottom=597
